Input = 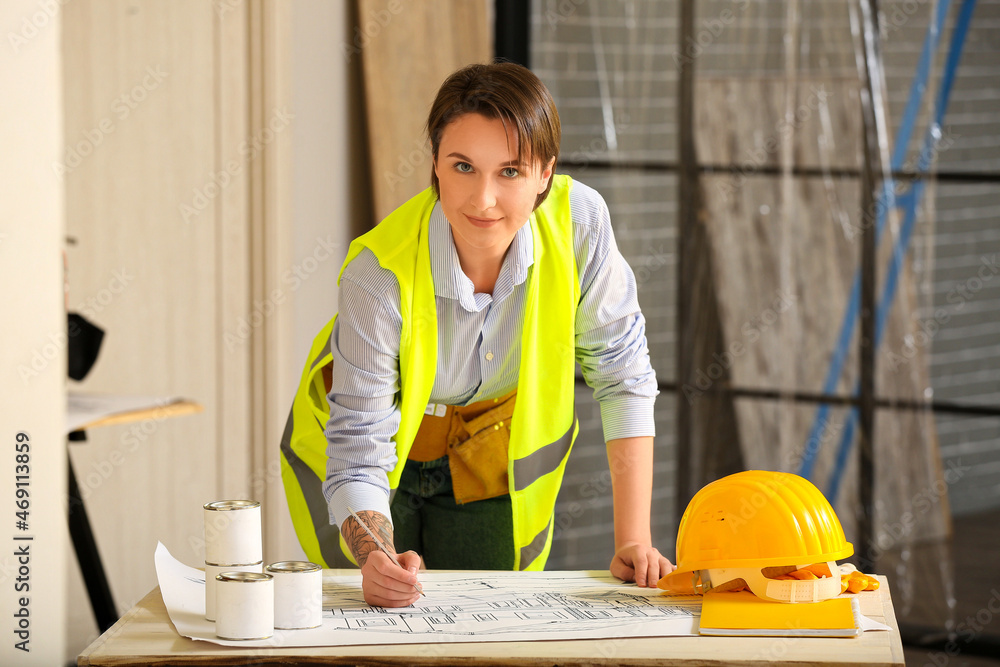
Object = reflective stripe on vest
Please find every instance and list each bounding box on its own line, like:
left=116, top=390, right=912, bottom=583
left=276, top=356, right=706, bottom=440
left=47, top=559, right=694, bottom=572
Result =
left=279, top=405, right=354, bottom=568
left=279, top=315, right=356, bottom=568
left=282, top=175, right=579, bottom=570
left=511, top=417, right=577, bottom=492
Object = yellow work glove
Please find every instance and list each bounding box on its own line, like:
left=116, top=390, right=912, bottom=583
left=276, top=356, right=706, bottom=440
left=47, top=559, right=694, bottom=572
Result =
left=773, top=563, right=880, bottom=594
left=836, top=563, right=880, bottom=593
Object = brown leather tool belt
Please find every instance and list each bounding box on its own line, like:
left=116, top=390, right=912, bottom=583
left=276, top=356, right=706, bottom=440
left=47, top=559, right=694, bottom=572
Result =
left=409, top=389, right=517, bottom=505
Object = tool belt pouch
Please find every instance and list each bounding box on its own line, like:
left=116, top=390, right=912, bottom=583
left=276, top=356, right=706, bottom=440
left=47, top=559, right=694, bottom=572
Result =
left=447, top=394, right=516, bottom=505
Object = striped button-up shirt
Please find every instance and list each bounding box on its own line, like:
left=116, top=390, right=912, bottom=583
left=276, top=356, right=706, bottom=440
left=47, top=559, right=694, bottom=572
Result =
left=323, top=180, right=657, bottom=529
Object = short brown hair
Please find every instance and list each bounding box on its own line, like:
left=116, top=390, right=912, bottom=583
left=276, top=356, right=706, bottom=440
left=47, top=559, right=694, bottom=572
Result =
left=427, top=61, right=561, bottom=209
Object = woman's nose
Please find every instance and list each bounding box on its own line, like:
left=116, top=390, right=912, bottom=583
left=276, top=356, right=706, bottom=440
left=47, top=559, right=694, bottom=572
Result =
left=471, top=176, right=497, bottom=211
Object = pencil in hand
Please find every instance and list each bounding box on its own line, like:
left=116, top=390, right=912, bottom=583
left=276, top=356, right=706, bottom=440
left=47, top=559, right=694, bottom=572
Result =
left=347, top=505, right=425, bottom=597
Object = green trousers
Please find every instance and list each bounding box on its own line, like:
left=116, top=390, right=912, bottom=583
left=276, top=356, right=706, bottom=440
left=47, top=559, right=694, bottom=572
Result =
left=390, top=456, right=515, bottom=570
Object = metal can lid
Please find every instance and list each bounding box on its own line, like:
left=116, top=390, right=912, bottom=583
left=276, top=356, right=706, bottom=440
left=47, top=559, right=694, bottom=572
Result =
left=204, top=499, right=260, bottom=511
left=205, top=560, right=263, bottom=568
left=216, top=571, right=273, bottom=583
left=266, top=561, right=321, bottom=574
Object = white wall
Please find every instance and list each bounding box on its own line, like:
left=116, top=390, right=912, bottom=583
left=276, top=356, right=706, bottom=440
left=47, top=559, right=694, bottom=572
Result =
left=291, top=0, right=371, bottom=372
left=0, top=2, right=67, bottom=665
left=281, top=0, right=373, bottom=561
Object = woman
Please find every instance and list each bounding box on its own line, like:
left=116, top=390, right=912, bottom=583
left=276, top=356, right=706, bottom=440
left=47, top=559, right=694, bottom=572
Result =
left=310, top=61, right=672, bottom=606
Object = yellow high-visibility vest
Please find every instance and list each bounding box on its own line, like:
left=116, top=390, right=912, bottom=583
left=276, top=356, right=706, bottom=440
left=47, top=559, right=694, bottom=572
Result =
left=280, top=175, right=579, bottom=570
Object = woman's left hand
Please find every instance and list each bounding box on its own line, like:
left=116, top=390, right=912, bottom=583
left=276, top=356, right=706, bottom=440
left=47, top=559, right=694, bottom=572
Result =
left=610, top=542, right=676, bottom=588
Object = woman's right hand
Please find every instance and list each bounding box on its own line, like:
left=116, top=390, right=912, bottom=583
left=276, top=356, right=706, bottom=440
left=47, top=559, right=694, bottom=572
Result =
left=359, top=549, right=423, bottom=607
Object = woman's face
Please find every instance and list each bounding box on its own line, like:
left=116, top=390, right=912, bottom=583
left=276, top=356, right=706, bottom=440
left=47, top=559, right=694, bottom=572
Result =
left=433, top=113, right=554, bottom=258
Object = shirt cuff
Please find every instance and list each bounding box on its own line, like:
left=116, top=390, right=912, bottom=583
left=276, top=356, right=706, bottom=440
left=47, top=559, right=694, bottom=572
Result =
left=600, top=395, right=656, bottom=442
left=329, top=482, right=393, bottom=533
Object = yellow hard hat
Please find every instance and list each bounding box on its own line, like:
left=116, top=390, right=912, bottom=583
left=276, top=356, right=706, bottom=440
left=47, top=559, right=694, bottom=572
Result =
left=659, top=470, right=853, bottom=602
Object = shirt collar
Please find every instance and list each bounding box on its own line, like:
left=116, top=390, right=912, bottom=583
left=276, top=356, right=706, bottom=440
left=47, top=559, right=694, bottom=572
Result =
left=429, top=202, right=535, bottom=312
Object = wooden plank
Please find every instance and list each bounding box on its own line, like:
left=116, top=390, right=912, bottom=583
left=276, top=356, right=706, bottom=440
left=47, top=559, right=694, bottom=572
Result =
left=70, top=399, right=203, bottom=431
left=78, top=577, right=904, bottom=666
left=358, top=0, right=492, bottom=222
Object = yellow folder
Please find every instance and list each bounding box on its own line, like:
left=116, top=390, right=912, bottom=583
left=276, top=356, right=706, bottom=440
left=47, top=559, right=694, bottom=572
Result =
left=699, top=591, right=861, bottom=637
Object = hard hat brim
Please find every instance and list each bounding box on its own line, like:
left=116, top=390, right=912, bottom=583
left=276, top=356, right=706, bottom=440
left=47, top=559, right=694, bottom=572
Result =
left=657, top=568, right=702, bottom=594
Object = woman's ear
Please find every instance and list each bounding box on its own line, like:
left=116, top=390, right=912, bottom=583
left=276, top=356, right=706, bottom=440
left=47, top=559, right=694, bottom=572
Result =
left=538, top=157, right=556, bottom=193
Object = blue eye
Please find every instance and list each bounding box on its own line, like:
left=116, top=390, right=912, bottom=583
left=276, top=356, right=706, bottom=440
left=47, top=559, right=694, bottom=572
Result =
left=501, top=167, right=519, bottom=178
left=455, top=162, right=473, bottom=173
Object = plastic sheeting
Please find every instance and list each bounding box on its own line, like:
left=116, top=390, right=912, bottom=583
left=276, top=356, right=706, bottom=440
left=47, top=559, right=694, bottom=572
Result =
left=534, top=0, right=999, bottom=631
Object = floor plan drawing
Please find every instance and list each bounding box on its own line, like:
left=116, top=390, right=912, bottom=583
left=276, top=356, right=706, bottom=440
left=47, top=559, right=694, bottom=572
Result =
left=322, top=571, right=702, bottom=638
left=155, top=542, right=702, bottom=648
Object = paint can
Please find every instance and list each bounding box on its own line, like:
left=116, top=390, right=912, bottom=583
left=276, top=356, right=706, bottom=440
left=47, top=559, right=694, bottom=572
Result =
left=203, top=500, right=262, bottom=566
left=214, top=571, right=274, bottom=640
left=266, top=561, right=323, bottom=629
left=205, top=561, right=262, bottom=621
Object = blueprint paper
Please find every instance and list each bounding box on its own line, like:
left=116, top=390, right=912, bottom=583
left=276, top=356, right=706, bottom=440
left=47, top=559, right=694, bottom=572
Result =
left=857, top=606, right=891, bottom=632
left=154, top=542, right=701, bottom=647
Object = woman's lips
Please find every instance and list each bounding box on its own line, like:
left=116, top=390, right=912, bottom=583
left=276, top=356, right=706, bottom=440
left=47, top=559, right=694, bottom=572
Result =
left=465, top=214, right=500, bottom=228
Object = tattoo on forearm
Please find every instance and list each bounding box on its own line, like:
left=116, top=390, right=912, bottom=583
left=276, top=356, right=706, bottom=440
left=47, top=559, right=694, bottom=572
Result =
left=342, top=510, right=395, bottom=568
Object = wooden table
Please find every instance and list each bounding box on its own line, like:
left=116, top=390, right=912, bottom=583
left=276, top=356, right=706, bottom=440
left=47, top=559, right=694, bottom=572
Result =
left=78, top=574, right=905, bottom=666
